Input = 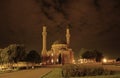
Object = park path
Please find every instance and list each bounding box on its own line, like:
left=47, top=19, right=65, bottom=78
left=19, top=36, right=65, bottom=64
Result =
left=0, top=68, right=53, bottom=78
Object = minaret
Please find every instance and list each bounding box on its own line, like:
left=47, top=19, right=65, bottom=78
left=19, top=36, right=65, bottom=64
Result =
left=66, top=27, right=70, bottom=45
left=41, top=26, right=47, bottom=64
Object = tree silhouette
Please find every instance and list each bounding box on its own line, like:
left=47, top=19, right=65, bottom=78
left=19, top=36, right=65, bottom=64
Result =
left=25, top=50, right=41, bottom=63
left=81, top=49, right=103, bottom=62
left=7, top=44, right=26, bottom=63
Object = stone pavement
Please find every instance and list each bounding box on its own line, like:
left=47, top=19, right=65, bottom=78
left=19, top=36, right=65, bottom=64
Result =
left=0, top=68, right=53, bottom=78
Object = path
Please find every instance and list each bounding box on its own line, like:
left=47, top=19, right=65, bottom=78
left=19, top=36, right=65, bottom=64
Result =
left=0, top=68, right=53, bottom=78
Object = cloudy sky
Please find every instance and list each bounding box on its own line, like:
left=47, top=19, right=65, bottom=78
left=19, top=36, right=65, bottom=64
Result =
left=0, top=0, right=120, bottom=58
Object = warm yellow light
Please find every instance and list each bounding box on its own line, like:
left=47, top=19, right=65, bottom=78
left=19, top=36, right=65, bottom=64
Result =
left=73, top=60, right=75, bottom=64
left=51, top=53, right=53, bottom=56
left=51, top=59, right=54, bottom=63
left=102, top=58, right=107, bottom=63
left=57, top=59, right=58, bottom=62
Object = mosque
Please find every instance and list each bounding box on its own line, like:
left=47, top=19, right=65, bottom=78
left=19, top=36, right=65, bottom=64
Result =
left=41, top=26, right=74, bottom=65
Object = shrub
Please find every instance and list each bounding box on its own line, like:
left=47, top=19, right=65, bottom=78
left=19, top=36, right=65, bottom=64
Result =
left=62, top=64, right=115, bottom=77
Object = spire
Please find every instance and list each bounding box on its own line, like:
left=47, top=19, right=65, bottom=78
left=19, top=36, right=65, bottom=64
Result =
left=66, top=26, right=70, bottom=45
left=41, top=26, right=48, bottom=64
left=41, top=26, right=47, bottom=55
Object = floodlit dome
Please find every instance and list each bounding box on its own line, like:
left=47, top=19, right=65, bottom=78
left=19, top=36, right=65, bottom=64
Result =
left=52, top=40, right=67, bottom=50
left=53, top=40, right=66, bottom=45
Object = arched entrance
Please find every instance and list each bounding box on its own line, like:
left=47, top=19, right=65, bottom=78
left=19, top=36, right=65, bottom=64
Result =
left=58, top=53, right=62, bottom=64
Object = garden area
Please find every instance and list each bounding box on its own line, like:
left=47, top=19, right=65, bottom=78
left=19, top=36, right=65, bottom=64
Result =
left=42, top=64, right=120, bottom=78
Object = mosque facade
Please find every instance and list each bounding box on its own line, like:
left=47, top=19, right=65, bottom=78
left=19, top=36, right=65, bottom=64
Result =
left=41, top=26, right=74, bottom=65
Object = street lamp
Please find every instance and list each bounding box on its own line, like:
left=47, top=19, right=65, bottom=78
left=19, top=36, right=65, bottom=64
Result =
left=102, top=58, right=107, bottom=63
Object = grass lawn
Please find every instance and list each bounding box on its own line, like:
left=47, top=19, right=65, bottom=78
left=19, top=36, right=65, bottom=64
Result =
left=41, top=68, right=62, bottom=78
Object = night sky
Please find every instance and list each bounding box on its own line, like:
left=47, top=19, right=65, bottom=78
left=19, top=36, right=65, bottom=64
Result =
left=0, top=0, right=120, bottom=58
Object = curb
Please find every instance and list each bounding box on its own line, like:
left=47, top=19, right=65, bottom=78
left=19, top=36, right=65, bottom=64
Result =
left=40, top=70, right=52, bottom=78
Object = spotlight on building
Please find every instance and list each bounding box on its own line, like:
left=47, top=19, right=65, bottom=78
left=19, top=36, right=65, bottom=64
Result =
left=57, top=59, right=58, bottom=62
left=51, top=53, right=53, bottom=56
left=51, top=59, right=54, bottom=63
left=73, top=60, right=76, bottom=64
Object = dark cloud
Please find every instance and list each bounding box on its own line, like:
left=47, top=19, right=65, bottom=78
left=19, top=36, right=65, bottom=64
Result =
left=37, top=0, right=69, bottom=23
left=0, top=0, right=120, bottom=58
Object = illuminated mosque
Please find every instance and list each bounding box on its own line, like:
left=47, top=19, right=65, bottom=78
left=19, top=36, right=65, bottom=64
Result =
left=41, top=26, right=74, bottom=65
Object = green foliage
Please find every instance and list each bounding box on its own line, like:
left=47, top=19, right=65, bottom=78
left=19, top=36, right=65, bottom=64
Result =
left=62, top=64, right=115, bottom=77
left=93, top=50, right=103, bottom=62
left=0, top=44, right=26, bottom=64
left=0, top=48, right=9, bottom=64
left=37, top=63, right=120, bottom=78
left=82, top=51, right=95, bottom=59
left=81, top=49, right=103, bottom=62
left=25, top=50, right=41, bottom=63
left=0, top=44, right=42, bottom=65
left=7, top=44, right=26, bottom=63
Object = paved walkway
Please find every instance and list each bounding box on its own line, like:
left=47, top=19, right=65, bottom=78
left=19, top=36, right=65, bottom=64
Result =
left=0, top=68, right=53, bottom=78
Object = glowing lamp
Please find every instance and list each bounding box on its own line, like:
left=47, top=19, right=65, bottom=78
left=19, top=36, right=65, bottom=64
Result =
left=57, top=59, right=58, bottom=62
left=51, top=53, right=53, bottom=56
left=102, top=58, right=107, bottom=63
left=51, top=59, right=54, bottom=63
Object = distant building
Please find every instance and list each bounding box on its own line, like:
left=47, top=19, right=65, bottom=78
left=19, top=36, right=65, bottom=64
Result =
left=41, top=26, right=74, bottom=65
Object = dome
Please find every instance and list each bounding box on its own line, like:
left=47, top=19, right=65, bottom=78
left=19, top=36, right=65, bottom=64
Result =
left=53, top=40, right=66, bottom=44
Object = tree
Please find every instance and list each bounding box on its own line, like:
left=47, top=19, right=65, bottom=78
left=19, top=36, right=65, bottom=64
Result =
left=0, top=48, right=9, bottom=64
left=82, top=51, right=96, bottom=59
left=79, top=48, right=88, bottom=58
left=0, top=49, right=2, bottom=64
left=81, top=49, right=103, bottom=62
left=0, top=49, right=3, bottom=64
left=25, top=50, right=41, bottom=63
left=116, top=58, right=120, bottom=62
left=0, top=44, right=26, bottom=65
left=93, top=49, right=103, bottom=62
left=7, top=44, right=26, bottom=63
